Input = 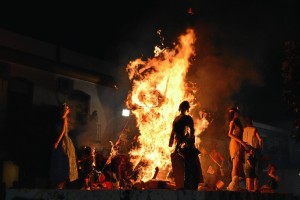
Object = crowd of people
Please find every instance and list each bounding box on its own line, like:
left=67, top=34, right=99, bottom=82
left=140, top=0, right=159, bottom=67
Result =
left=168, top=101, right=279, bottom=193
left=48, top=101, right=279, bottom=193
left=225, top=107, right=279, bottom=192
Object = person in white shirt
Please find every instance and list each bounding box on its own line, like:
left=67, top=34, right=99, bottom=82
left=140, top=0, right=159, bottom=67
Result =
left=243, top=117, right=263, bottom=191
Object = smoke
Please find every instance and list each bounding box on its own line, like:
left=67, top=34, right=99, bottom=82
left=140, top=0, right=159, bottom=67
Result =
left=113, top=20, right=265, bottom=140
left=189, top=23, right=263, bottom=116
left=115, top=19, right=264, bottom=118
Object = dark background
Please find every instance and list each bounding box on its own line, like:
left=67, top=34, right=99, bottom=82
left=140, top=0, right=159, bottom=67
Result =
left=1, top=0, right=300, bottom=128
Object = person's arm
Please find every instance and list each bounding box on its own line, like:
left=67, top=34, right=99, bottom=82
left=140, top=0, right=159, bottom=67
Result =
left=188, top=117, right=195, bottom=144
left=247, top=158, right=253, bottom=168
left=255, top=129, right=263, bottom=149
left=189, top=118, right=195, bottom=137
left=228, top=120, right=247, bottom=148
left=269, top=171, right=279, bottom=181
left=209, top=151, right=222, bottom=167
left=169, top=130, right=175, bottom=147
left=54, top=119, right=67, bottom=149
left=217, top=153, right=225, bottom=166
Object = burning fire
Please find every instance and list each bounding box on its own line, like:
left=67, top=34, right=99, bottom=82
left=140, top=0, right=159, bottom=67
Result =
left=126, top=28, right=207, bottom=182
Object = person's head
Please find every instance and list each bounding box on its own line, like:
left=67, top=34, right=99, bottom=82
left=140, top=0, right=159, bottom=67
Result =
left=228, top=107, right=239, bottom=121
left=81, top=145, right=92, bottom=156
left=267, top=163, right=276, bottom=174
left=245, top=116, right=254, bottom=127
left=61, top=103, right=70, bottom=119
left=179, top=100, right=190, bottom=113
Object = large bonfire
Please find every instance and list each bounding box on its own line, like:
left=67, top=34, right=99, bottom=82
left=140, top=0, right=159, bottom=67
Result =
left=126, top=28, right=208, bottom=183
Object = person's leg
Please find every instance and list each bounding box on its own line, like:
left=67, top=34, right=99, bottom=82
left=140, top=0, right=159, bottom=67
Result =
left=231, top=157, right=239, bottom=179
left=254, top=161, right=260, bottom=191
left=85, top=175, right=91, bottom=190
left=246, top=178, right=252, bottom=191
left=184, top=166, right=191, bottom=189
left=254, top=178, right=258, bottom=191
left=184, top=159, right=196, bottom=189
left=230, top=157, right=243, bottom=190
left=250, top=178, right=254, bottom=191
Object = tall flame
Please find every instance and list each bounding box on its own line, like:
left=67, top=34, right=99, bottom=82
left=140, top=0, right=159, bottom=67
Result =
left=126, top=29, right=197, bottom=182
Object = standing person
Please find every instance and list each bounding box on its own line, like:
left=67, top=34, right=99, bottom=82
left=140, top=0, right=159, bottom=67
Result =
left=169, top=100, right=203, bottom=190
left=244, top=147, right=257, bottom=191
left=50, top=103, right=79, bottom=189
left=115, top=128, right=130, bottom=155
left=243, top=118, right=263, bottom=191
left=77, top=145, right=93, bottom=190
left=227, top=107, right=248, bottom=190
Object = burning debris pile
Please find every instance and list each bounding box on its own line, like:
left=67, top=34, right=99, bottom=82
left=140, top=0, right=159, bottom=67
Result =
left=125, top=28, right=205, bottom=183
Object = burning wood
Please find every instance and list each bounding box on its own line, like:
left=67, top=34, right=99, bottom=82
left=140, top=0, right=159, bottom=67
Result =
left=126, top=28, right=202, bottom=183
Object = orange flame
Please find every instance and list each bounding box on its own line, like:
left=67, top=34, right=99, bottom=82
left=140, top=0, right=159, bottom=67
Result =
left=126, top=29, right=201, bottom=182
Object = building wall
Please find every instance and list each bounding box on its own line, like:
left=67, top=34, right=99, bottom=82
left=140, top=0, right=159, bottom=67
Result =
left=3, top=63, right=124, bottom=146
left=0, top=28, right=114, bottom=76
left=254, top=123, right=300, bottom=195
left=0, top=28, right=125, bottom=188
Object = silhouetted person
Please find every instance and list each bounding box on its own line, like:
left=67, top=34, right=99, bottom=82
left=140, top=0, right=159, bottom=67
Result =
left=169, top=100, right=203, bottom=190
left=244, top=147, right=257, bottom=191
left=243, top=117, right=263, bottom=191
left=115, top=128, right=130, bottom=155
left=227, top=107, right=247, bottom=190
left=261, top=163, right=279, bottom=193
left=77, top=145, right=93, bottom=190
left=50, top=103, right=78, bottom=189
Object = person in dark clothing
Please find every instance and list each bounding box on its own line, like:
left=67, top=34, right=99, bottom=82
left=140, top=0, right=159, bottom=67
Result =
left=261, top=163, right=279, bottom=193
left=169, top=100, right=203, bottom=190
left=244, top=147, right=257, bottom=191
left=77, top=145, right=94, bottom=190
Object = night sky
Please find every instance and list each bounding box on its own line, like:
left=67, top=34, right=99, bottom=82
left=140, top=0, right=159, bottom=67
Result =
left=1, top=0, right=300, bottom=129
